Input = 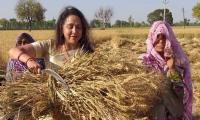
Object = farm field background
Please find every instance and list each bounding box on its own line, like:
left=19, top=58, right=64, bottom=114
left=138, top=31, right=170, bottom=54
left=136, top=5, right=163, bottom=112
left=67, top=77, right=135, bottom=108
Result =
left=1, top=27, right=200, bottom=64
left=0, top=27, right=200, bottom=119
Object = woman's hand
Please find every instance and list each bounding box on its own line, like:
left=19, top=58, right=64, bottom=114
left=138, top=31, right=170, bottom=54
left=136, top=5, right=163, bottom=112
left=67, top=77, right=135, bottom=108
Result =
left=26, top=58, right=41, bottom=74
left=164, top=48, right=175, bottom=70
left=165, top=48, right=182, bottom=82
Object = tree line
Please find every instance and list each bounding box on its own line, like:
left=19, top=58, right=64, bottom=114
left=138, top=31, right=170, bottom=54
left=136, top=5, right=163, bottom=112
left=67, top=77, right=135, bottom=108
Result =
left=0, top=18, right=56, bottom=30
left=1, top=0, right=200, bottom=30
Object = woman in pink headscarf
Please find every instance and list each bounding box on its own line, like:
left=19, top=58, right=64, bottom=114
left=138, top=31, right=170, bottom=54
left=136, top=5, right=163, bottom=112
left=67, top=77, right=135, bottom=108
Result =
left=6, top=33, right=45, bottom=80
left=139, top=21, right=192, bottom=120
left=5, top=33, right=35, bottom=80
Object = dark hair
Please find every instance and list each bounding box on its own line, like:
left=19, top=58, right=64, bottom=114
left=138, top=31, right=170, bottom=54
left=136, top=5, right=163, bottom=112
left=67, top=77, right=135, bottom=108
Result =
left=16, top=33, right=35, bottom=46
left=157, top=33, right=166, bottom=40
left=55, top=6, right=94, bottom=53
left=153, top=33, right=166, bottom=46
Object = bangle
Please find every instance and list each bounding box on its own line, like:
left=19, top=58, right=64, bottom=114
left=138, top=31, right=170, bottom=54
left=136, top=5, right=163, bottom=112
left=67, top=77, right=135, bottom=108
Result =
left=168, top=70, right=181, bottom=81
left=17, top=52, right=24, bottom=60
left=25, top=57, right=34, bottom=65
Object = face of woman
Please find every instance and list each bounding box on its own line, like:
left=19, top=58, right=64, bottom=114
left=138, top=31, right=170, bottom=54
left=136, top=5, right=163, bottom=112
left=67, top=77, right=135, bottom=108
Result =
left=17, top=39, right=29, bottom=46
left=153, top=34, right=166, bottom=54
left=62, top=15, right=82, bottom=47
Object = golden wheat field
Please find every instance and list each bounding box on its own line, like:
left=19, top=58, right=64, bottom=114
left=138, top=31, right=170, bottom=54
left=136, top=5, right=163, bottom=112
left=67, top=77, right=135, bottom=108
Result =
left=0, top=27, right=200, bottom=119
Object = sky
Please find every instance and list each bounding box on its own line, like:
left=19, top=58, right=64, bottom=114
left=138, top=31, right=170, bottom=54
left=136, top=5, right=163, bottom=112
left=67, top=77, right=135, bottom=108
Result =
left=0, top=0, right=198, bottom=24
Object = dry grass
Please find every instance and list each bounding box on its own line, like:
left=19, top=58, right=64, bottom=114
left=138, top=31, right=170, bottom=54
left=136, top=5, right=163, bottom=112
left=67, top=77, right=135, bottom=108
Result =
left=0, top=42, right=165, bottom=119
left=0, top=73, right=50, bottom=120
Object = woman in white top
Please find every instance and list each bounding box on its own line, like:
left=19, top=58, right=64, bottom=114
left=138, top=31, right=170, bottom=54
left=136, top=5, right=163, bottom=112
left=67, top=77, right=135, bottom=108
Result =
left=8, top=6, right=94, bottom=74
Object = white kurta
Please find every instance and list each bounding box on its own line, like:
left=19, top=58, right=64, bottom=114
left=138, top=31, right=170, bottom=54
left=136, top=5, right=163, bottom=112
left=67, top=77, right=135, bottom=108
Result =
left=31, top=40, right=77, bottom=67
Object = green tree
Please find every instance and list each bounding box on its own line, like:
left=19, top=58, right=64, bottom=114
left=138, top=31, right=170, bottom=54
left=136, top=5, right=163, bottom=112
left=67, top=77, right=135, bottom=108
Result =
left=0, top=18, right=8, bottom=29
left=147, top=9, right=173, bottom=25
left=192, top=3, right=200, bottom=21
left=90, top=19, right=101, bottom=28
left=9, top=18, right=18, bottom=29
left=134, top=22, right=142, bottom=27
left=174, top=19, right=190, bottom=26
left=113, top=20, right=121, bottom=27
left=113, top=20, right=129, bottom=27
left=15, top=0, right=46, bottom=31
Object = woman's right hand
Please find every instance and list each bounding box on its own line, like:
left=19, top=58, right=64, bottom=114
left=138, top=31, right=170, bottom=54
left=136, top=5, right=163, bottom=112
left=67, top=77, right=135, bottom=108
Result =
left=26, top=58, right=41, bottom=74
left=164, top=48, right=175, bottom=70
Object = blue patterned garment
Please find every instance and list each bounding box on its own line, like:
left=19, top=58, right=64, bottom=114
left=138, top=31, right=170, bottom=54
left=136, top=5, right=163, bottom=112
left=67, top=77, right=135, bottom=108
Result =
left=6, top=33, right=35, bottom=80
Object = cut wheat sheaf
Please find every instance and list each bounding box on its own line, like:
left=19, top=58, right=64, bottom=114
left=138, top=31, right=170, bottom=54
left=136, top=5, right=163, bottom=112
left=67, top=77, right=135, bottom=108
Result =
left=0, top=40, right=167, bottom=120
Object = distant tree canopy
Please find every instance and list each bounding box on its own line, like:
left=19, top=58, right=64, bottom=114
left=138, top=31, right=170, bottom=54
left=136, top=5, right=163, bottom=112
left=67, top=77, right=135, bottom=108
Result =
left=128, top=15, right=134, bottom=27
left=90, top=19, right=101, bottom=28
left=113, top=20, right=129, bottom=27
left=192, top=3, right=200, bottom=21
left=0, top=18, right=56, bottom=30
left=174, top=19, right=190, bottom=26
left=147, top=9, right=173, bottom=25
left=0, top=18, right=8, bottom=29
left=15, top=0, right=46, bottom=31
left=94, top=7, right=113, bottom=28
left=111, top=20, right=148, bottom=28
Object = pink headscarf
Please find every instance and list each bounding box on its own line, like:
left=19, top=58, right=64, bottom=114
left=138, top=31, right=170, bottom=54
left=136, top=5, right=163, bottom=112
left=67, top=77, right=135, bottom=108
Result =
left=140, top=21, right=192, bottom=120
left=145, top=21, right=189, bottom=68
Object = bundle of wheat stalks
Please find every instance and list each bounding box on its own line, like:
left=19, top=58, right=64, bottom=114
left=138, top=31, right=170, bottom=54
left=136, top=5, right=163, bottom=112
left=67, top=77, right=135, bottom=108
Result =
left=0, top=40, right=164, bottom=120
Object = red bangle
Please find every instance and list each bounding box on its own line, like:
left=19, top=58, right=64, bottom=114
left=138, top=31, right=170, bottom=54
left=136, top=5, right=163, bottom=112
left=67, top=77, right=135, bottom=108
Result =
left=25, top=57, right=34, bottom=65
left=17, top=52, right=24, bottom=60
